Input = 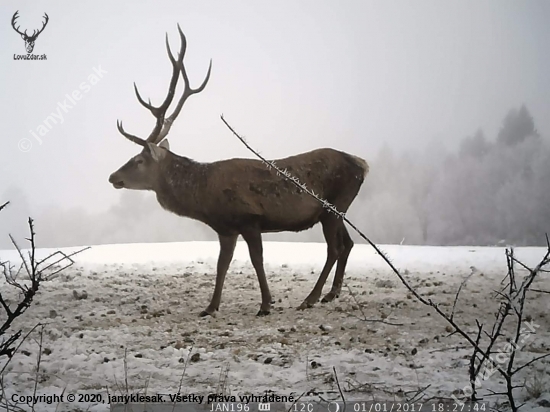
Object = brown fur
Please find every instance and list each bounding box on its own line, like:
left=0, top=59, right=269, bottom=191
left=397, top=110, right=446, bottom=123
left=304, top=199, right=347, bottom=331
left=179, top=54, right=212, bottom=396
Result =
left=155, top=148, right=367, bottom=235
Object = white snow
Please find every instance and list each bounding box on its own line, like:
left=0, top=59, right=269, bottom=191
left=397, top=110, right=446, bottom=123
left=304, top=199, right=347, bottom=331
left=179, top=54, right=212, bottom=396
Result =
left=0, top=241, right=548, bottom=411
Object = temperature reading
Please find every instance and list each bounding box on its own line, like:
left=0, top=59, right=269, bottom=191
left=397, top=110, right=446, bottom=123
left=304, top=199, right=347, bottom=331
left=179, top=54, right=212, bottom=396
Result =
left=292, top=403, right=314, bottom=412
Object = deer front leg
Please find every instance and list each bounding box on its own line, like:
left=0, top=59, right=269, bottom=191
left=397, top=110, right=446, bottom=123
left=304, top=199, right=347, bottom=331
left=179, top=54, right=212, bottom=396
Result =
left=200, top=234, right=238, bottom=317
left=241, top=229, right=272, bottom=316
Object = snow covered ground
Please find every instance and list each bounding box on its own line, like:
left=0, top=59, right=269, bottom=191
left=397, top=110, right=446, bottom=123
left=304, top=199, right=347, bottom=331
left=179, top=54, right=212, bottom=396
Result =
left=0, top=241, right=548, bottom=411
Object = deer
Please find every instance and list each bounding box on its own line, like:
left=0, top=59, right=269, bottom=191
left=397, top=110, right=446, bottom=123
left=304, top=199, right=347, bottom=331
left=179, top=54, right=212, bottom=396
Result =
left=11, top=11, right=49, bottom=54
left=108, top=25, right=369, bottom=317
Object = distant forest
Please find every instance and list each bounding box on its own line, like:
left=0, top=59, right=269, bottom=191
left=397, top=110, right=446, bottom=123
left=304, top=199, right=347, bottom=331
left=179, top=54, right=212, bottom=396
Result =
left=2, top=105, right=549, bottom=248
left=356, top=104, right=549, bottom=246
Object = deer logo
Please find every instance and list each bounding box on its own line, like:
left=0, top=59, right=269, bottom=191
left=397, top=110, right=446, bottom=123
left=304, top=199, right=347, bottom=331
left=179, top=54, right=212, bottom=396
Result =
left=11, top=11, right=49, bottom=54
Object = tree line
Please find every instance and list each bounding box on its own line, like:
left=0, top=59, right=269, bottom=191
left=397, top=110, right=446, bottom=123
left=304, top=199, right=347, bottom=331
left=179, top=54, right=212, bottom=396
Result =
left=357, top=105, right=549, bottom=246
left=2, top=104, right=548, bottom=248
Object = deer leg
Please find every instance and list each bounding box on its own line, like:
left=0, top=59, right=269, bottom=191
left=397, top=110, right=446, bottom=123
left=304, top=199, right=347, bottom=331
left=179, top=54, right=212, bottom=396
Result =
left=322, top=225, right=353, bottom=303
left=241, top=229, right=272, bottom=316
left=200, top=234, right=238, bottom=317
left=298, top=217, right=344, bottom=310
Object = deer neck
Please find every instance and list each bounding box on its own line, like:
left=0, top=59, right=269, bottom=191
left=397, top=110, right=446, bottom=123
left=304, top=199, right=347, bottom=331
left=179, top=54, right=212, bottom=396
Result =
left=154, top=153, right=208, bottom=220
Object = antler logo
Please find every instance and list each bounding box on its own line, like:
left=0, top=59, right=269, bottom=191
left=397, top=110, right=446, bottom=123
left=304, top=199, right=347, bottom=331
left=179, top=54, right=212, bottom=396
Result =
left=11, top=11, right=49, bottom=54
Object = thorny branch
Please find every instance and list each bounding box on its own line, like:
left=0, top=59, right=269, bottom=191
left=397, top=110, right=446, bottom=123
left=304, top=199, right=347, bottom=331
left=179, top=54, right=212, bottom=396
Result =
left=0, top=207, right=88, bottom=363
left=450, top=271, right=475, bottom=321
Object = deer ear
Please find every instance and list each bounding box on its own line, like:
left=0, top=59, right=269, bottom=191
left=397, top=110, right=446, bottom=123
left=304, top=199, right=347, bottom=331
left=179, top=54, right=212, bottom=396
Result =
left=146, top=142, right=166, bottom=162
left=158, top=139, right=170, bottom=151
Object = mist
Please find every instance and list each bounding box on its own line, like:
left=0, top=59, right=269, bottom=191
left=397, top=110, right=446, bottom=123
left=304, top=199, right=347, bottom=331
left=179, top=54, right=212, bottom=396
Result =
left=2, top=1, right=550, bottom=248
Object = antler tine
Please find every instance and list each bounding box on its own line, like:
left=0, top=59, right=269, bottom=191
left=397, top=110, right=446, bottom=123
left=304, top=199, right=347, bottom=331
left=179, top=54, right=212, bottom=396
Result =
left=165, top=59, right=212, bottom=125
left=156, top=27, right=187, bottom=113
left=165, top=31, right=177, bottom=66
left=133, top=30, right=184, bottom=115
left=30, top=13, right=49, bottom=39
left=175, top=23, right=188, bottom=65
left=116, top=120, right=147, bottom=146
left=190, top=59, right=213, bottom=94
left=11, top=11, right=27, bottom=37
left=177, top=23, right=212, bottom=98
left=133, top=83, right=155, bottom=112
left=132, top=32, right=178, bottom=113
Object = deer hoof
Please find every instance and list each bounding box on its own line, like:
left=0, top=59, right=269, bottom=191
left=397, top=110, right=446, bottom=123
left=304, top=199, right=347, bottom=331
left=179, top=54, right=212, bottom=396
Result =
left=199, top=310, right=216, bottom=317
left=297, top=301, right=315, bottom=310
left=321, top=292, right=338, bottom=303
left=256, top=309, right=270, bottom=317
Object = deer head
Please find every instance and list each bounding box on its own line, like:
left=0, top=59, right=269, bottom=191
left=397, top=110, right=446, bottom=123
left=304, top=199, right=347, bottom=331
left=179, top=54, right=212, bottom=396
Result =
left=108, top=25, right=212, bottom=191
left=11, top=11, right=49, bottom=54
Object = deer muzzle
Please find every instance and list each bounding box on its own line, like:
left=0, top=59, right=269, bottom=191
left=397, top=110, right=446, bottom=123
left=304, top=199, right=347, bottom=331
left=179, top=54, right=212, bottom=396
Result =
left=108, top=173, right=124, bottom=189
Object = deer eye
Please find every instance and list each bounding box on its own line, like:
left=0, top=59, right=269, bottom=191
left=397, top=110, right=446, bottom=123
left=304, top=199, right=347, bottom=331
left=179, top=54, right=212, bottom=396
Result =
left=136, top=159, right=143, bottom=165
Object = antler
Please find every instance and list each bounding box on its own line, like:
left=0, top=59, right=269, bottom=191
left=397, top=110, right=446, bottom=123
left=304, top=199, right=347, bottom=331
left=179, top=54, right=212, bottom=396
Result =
left=116, top=120, right=146, bottom=146
left=11, top=11, right=49, bottom=39
left=117, top=24, right=212, bottom=146
left=11, top=11, right=26, bottom=37
left=29, top=13, right=49, bottom=40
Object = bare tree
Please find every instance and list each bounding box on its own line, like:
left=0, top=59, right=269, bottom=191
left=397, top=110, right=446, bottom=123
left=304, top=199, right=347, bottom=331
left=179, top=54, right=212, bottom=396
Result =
left=457, top=246, right=550, bottom=411
left=0, top=202, right=87, bottom=363
left=108, top=25, right=369, bottom=317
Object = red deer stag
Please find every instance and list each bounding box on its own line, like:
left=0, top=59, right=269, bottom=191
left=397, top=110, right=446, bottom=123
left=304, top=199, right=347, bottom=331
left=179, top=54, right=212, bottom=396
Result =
left=108, top=25, right=369, bottom=316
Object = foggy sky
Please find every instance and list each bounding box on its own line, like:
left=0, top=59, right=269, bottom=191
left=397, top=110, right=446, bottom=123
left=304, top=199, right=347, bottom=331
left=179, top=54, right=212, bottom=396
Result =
left=2, top=0, right=550, bottom=215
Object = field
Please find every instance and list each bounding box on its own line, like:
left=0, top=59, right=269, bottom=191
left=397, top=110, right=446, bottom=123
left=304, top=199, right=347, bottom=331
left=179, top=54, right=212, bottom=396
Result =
left=1, top=241, right=549, bottom=411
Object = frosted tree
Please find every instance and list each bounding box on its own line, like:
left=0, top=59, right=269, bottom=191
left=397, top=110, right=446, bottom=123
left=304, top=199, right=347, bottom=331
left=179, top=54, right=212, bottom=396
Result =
left=497, top=104, right=539, bottom=147
left=459, top=129, right=491, bottom=159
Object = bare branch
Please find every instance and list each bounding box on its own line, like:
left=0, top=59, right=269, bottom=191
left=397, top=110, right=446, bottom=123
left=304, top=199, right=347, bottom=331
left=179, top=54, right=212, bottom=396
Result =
left=0, top=211, right=89, bottom=370
left=512, top=353, right=550, bottom=374
left=332, top=367, right=346, bottom=403
left=451, top=271, right=474, bottom=321
left=9, top=234, right=31, bottom=279
left=0, top=323, right=42, bottom=375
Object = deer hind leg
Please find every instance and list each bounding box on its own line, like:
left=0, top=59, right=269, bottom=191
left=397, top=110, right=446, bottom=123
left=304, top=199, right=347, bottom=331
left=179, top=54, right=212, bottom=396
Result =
left=200, top=234, right=238, bottom=317
left=241, top=229, right=272, bottom=316
left=298, top=216, right=345, bottom=310
left=322, top=225, right=353, bottom=303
